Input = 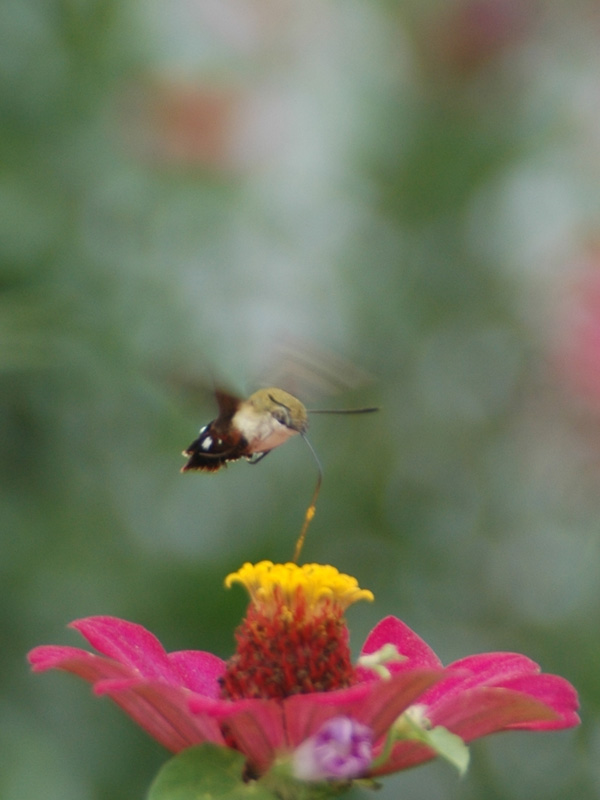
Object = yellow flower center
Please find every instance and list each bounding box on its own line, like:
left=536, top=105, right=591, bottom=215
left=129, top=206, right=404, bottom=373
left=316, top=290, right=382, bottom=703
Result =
left=225, top=561, right=374, bottom=615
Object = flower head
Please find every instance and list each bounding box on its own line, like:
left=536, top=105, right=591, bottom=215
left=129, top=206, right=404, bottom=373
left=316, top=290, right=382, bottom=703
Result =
left=28, top=562, right=579, bottom=784
left=221, top=561, right=373, bottom=700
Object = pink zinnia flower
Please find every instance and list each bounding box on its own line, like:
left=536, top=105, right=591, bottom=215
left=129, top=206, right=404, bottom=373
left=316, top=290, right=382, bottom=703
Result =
left=28, top=561, right=579, bottom=782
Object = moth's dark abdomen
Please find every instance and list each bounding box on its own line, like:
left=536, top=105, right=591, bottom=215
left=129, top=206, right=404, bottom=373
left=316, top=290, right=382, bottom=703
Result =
left=181, top=423, right=248, bottom=473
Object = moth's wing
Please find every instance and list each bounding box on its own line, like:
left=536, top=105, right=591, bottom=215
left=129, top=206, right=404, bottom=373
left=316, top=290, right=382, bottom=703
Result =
left=254, top=337, right=374, bottom=402
left=153, top=358, right=245, bottom=420
left=213, top=388, right=242, bottom=425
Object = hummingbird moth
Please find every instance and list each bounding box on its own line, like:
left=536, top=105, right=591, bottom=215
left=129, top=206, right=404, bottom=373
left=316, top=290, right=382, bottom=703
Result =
left=181, top=387, right=309, bottom=473
left=181, top=386, right=377, bottom=473
left=181, top=384, right=377, bottom=560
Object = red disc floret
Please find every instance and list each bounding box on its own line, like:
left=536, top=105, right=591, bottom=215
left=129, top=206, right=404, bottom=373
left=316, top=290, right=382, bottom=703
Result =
left=220, top=588, right=356, bottom=700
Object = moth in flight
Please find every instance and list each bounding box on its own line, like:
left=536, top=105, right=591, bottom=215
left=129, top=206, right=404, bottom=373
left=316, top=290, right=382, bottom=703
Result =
left=179, top=364, right=377, bottom=561
left=181, top=387, right=309, bottom=473
left=181, top=386, right=376, bottom=472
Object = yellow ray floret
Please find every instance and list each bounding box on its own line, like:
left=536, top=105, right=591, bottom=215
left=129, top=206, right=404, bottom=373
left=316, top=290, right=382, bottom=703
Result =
left=225, top=561, right=374, bottom=613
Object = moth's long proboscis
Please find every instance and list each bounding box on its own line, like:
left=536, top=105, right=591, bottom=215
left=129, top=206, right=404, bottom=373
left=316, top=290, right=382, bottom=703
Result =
left=293, top=434, right=323, bottom=563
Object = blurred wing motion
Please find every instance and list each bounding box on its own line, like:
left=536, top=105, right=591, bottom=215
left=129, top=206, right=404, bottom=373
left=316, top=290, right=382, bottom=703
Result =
left=256, top=337, right=374, bottom=402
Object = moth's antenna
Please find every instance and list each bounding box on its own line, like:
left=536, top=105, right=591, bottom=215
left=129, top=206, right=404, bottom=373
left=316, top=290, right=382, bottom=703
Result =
left=309, top=407, right=379, bottom=414
left=293, top=434, right=323, bottom=563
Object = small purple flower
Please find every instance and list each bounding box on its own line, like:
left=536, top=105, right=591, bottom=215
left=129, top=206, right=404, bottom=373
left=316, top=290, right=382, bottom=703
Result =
left=292, top=716, right=374, bottom=782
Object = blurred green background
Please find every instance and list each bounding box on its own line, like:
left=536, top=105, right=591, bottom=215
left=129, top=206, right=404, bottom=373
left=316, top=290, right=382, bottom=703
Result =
left=3, top=1, right=599, bottom=798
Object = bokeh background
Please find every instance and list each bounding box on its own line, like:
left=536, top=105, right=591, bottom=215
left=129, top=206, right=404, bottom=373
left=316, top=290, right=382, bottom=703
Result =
left=3, top=1, right=600, bottom=798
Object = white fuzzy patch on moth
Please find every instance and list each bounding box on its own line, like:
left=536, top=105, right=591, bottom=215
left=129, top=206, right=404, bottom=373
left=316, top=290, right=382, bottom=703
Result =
left=232, top=405, right=299, bottom=454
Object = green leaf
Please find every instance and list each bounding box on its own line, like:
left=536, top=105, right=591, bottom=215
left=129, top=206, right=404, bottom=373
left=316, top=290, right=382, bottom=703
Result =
left=384, top=710, right=470, bottom=777
left=423, top=726, right=470, bottom=777
left=147, top=744, right=279, bottom=800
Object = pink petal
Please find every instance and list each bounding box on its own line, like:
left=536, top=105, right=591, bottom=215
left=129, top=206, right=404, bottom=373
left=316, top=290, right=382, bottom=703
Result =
left=96, top=678, right=226, bottom=752
left=70, top=617, right=178, bottom=683
left=357, top=616, right=442, bottom=682
left=499, top=674, right=580, bottom=730
left=28, top=645, right=134, bottom=683
left=370, top=680, right=576, bottom=776
left=212, top=700, right=286, bottom=774
left=429, top=686, right=561, bottom=741
left=370, top=739, right=436, bottom=776
left=284, top=669, right=444, bottom=746
left=167, top=650, right=225, bottom=697
left=28, top=644, right=225, bottom=753
left=447, top=652, right=540, bottom=681
left=189, top=694, right=288, bottom=774
left=419, top=652, right=544, bottom=707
